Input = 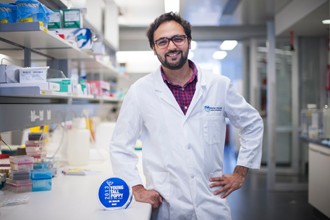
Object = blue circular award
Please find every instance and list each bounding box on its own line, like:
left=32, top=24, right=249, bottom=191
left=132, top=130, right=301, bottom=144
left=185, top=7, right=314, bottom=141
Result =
left=98, top=177, right=132, bottom=209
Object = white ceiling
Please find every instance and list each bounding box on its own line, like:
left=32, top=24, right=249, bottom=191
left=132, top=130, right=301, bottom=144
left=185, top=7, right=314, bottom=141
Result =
left=113, top=0, right=164, bottom=26
left=114, top=0, right=328, bottom=36
left=114, top=0, right=328, bottom=71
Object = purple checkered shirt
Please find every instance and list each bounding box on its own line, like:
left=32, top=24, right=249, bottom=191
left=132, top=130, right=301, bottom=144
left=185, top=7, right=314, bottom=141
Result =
left=161, top=60, right=198, bottom=115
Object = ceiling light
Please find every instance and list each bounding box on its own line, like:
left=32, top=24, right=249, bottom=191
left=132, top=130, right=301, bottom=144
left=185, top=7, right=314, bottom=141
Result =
left=212, top=51, right=227, bottom=60
left=220, top=40, right=238, bottom=50
left=164, top=0, right=180, bottom=13
left=322, top=19, right=330, bottom=24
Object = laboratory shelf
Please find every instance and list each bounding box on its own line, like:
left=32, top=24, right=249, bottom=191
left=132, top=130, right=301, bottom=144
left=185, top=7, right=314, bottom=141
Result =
left=0, top=85, right=118, bottom=132
left=70, top=58, right=118, bottom=78
left=0, top=102, right=114, bottom=132
left=0, top=22, right=119, bottom=77
left=0, top=85, right=120, bottom=102
left=0, top=14, right=120, bottom=132
left=0, top=22, right=90, bottom=60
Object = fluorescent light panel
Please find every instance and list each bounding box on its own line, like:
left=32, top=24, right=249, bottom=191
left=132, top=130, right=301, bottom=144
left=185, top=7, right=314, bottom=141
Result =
left=212, top=51, right=227, bottom=60
left=164, top=0, right=180, bottom=13
left=322, top=19, right=330, bottom=24
left=220, top=40, right=238, bottom=50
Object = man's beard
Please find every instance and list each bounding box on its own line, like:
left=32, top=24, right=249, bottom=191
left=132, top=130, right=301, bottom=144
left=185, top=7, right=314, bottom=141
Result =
left=157, top=49, right=188, bottom=70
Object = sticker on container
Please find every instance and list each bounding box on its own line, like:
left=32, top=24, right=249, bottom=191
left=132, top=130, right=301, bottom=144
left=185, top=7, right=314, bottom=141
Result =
left=98, top=177, right=132, bottom=210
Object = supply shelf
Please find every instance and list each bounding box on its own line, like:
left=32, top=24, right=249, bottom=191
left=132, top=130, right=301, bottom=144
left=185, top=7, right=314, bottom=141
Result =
left=0, top=85, right=120, bottom=132
left=0, top=84, right=120, bottom=103
left=0, top=22, right=119, bottom=77
left=0, top=102, right=114, bottom=132
left=0, top=8, right=120, bottom=132
left=0, top=22, right=90, bottom=59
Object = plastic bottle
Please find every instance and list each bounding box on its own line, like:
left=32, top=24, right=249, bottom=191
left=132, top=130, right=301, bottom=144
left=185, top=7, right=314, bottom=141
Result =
left=67, top=118, right=90, bottom=166
left=307, top=104, right=319, bottom=139
left=323, top=105, right=330, bottom=139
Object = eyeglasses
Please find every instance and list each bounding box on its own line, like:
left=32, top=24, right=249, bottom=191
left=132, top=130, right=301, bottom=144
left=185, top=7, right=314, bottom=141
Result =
left=154, top=35, right=187, bottom=49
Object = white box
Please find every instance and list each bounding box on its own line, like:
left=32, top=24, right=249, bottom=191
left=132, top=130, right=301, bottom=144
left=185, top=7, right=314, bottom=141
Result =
left=19, top=67, right=49, bottom=83
left=0, top=64, right=20, bottom=83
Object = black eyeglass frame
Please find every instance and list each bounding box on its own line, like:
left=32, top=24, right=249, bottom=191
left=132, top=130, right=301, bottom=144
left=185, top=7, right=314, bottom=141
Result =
left=153, top=35, right=188, bottom=48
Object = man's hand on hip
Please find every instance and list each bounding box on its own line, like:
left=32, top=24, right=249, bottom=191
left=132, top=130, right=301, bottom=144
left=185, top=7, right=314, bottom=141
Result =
left=209, top=165, right=249, bottom=198
left=132, top=185, right=163, bottom=209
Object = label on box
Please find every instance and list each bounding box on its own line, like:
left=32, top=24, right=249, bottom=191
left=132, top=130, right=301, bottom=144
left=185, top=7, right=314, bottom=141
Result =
left=98, top=177, right=132, bottom=209
left=48, top=10, right=62, bottom=29
left=63, top=9, right=81, bottom=28
left=19, top=67, right=49, bottom=83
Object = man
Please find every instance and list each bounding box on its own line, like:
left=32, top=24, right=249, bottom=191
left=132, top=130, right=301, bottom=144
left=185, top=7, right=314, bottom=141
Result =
left=110, top=12, right=263, bottom=220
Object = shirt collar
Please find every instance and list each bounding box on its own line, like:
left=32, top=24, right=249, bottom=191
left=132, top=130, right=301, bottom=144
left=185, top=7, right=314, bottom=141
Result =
left=161, top=60, right=198, bottom=86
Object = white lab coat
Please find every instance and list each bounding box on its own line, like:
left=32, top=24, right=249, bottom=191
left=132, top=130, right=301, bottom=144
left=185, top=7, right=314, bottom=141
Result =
left=110, top=64, right=264, bottom=220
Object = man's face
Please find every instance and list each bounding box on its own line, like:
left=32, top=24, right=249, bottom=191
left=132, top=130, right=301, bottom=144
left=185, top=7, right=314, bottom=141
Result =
left=152, top=21, right=190, bottom=70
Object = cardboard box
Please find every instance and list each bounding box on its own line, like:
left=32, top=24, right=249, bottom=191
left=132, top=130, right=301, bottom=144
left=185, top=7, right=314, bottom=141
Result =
left=48, top=10, right=62, bottom=29
left=19, top=67, right=49, bottom=83
left=48, top=78, right=72, bottom=92
left=63, top=9, right=82, bottom=28
left=87, top=80, right=110, bottom=96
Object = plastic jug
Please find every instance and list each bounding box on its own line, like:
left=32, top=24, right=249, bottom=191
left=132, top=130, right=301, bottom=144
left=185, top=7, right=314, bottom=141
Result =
left=67, top=118, right=90, bottom=166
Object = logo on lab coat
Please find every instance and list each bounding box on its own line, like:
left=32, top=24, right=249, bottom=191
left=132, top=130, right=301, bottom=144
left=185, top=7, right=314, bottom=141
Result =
left=98, top=177, right=132, bottom=209
left=204, top=105, right=223, bottom=112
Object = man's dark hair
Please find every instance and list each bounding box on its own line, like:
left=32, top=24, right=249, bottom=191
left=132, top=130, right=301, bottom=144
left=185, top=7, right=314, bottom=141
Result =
left=146, top=12, right=192, bottom=49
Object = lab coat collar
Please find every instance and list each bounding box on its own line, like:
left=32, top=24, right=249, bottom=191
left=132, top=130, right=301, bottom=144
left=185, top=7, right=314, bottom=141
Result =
left=152, top=63, right=206, bottom=117
left=152, top=62, right=206, bottom=92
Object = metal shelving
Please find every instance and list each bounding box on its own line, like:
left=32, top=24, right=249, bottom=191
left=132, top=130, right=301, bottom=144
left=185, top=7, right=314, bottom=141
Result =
left=0, top=22, right=118, bottom=77
left=0, top=21, right=120, bottom=132
left=0, top=85, right=119, bottom=132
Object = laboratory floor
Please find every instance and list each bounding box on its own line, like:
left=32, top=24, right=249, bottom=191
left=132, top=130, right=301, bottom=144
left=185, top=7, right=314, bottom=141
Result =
left=223, top=145, right=329, bottom=220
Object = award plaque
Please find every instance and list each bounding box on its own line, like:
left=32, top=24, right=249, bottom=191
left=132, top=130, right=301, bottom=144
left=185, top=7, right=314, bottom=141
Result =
left=98, top=177, right=132, bottom=209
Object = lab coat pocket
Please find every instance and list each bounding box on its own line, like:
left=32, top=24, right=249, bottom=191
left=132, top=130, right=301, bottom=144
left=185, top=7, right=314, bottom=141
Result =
left=148, top=172, right=170, bottom=200
left=202, top=116, right=223, bottom=144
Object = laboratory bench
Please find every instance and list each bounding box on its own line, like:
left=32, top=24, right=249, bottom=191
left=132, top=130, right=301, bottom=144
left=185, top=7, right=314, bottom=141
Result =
left=301, top=137, right=330, bottom=218
left=0, top=151, right=151, bottom=220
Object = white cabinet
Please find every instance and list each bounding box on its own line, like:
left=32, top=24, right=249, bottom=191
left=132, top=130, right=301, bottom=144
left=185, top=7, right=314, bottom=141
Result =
left=308, top=143, right=330, bottom=218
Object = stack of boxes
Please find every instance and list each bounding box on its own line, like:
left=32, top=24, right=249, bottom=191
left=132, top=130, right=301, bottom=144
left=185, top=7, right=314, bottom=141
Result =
left=48, top=9, right=93, bottom=50
left=25, top=132, right=46, bottom=159
left=6, top=155, right=33, bottom=192
left=5, top=131, right=53, bottom=193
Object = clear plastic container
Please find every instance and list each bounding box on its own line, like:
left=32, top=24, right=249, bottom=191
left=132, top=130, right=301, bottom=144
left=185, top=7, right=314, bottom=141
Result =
left=6, top=178, right=32, bottom=185
left=31, top=169, right=52, bottom=192
left=67, top=118, right=90, bottom=166
left=4, top=181, right=32, bottom=193
left=32, top=179, right=52, bottom=192
left=31, top=169, right=52, bottom=180
left=9, top=170, right=30, bottom=180
left=9, top=156, right=34, bottom=171
left=25, top=140, right=45, bottom=147
left=300, top=104, right=323, bottom=139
